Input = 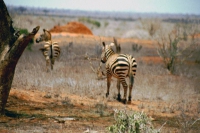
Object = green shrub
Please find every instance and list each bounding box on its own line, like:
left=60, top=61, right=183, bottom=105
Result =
left=108, top=109, right=159, bottom=133
left=156, top=22, right=199, bottom=74
left=104, top=21, right=109, bottom=27
left=79, top=17, right=101, bottom=28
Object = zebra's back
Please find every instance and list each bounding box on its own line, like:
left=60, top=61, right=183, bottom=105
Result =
left=107, top=54, right=137, bottom=78
left=40, top=44, right=60, bottom=60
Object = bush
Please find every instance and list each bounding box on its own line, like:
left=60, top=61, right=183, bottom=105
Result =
left=157, top=34, right=179, bottom=74
left=132, top=43, right=142, bottom=52
left=140, top=18, right=161, bottom=37
left=108, top=109, right=159, bottom=133
left=104, top=21, right=109, bottom=27
left=79, top=17, right=101, bottom=28
left=156, top=23, right=199, bottom=74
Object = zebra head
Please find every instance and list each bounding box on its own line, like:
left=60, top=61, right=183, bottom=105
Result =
left=101, top=42, right=115, bottom=63
left=36, top=29, right=51, bottom=43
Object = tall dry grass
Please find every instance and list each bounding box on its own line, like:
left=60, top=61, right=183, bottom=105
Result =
left=12, top=35, right=199, bottom=109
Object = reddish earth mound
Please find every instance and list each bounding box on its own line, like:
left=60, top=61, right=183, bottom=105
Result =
left=50, top=21, right=93, bottom=35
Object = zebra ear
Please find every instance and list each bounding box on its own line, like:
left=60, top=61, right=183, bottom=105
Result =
left=102, top=42, right=105, bottom=47
left=110, top=43, right=115, bottom=47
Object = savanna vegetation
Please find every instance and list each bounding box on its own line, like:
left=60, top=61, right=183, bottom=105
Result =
left=0, top=3, right=200, bottom=133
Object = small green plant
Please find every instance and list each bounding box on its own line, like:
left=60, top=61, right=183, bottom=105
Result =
left=104, top=21, right=109, bottom=27
left=195, top=60, right=200, bottom=64
left=108, top=109, right=160, bottom=133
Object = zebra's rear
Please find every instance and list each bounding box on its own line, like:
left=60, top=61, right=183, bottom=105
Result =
left=111, top=54, right=137, bottom=79
left=36, top=29, right=61, bottom=72
left=101, top=42, right=137, bottom=104
left=40, top=42, right=61, bottom=71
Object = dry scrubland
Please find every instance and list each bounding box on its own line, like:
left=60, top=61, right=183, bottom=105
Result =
left=1, top=13, right=200, bottom=132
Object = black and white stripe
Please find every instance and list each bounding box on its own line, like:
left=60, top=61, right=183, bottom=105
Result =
left=39, top=41, right=61, bottom=72
left=101, top=42, right=137, bottom=104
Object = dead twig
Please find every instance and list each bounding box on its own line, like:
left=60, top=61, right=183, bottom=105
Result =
left=85, top=53, right=106, bottom=80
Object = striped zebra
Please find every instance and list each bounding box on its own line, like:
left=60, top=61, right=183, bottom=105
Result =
left=36, top=29, right=51, bottom=43
left=101, top=42, right=137, bottom=104
left=36, top=29, right=61, bottom=72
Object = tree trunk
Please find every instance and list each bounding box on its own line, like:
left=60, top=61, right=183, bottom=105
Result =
left=0, top=0, right=40, bottom=115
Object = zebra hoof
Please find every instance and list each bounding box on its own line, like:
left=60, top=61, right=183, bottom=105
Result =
left=121, top=99, right=127, bottom=104
left=117, top=94, right=121, bottom=101
left=127, top=100, right=131, bottom=104
left=128, top=96, right=132, bottom=101
left=117, top=97, right=121, bottom=101
left=106, top=93, right=109, bottom=97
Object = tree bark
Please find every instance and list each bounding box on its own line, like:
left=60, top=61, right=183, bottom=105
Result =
left=0, top=0, right=40, bottom=115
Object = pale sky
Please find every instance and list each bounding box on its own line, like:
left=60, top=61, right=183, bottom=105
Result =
left=4, top=0, right=200, bottom=15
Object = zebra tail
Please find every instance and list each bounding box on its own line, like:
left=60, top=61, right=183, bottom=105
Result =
left=128, top=55, right=133, bottom=76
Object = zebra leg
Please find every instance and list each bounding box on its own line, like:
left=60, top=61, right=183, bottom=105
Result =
left=121, top=79, right=128, bottom=104
left=46, top=56, right=50, bottom=72
left=51, top=63, right=53, bottom=70
left=117, top=79, right=121, bottom=101
left=50, top=58, right=54, bottom=70
left=128, top=75, right=134, bottom=104
left=106, top=75, right=112, bottom=97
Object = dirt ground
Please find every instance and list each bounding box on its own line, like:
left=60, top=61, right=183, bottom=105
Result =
left=0, top=85, right=199, bottom=132
left=0, top=89, right=114, bottom=133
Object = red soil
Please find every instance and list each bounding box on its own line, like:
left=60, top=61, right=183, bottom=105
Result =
left=50, top=21, right=93, bottom=35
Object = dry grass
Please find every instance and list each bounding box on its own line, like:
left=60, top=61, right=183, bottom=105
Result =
left=13, top=34, right=200, bottom=110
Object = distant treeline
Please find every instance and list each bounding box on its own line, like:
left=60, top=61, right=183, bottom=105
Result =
left=7, top=5, right=136, bottom=21
left=7, top=5, right=200, bottom=22
left=163, top=18, right=200, bottom=24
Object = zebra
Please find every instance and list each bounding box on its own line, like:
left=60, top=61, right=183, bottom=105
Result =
left=36, top=29, right=61, bottom=72
left=101, top=42, right=137, bottom=104
left=36, top=29, right=51, bottom=43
